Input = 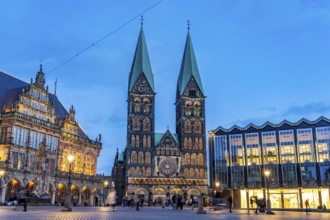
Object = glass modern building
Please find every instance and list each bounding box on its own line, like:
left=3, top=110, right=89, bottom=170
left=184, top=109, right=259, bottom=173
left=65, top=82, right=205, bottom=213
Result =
left=208, top=117, right=330, bottom=210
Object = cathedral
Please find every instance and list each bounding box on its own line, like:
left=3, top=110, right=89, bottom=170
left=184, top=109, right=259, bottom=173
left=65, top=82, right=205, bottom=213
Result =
left=123, top=24, right=208, bottom=203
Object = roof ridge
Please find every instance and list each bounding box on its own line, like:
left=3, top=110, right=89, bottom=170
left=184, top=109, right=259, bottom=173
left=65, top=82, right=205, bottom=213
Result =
left=210, top=116, right=330, bottom=133
left=0, top=70, right=29, bottom=85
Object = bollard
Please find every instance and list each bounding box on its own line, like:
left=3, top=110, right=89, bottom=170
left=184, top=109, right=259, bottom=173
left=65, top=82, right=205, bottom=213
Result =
left=196, top=195, right=206, bottom=214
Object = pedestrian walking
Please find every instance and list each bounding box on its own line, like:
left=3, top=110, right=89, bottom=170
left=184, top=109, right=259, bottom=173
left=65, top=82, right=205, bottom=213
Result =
left=17, top=188, right=29, bottom=212
left=305, top=199, right=310, bottom=214
left=135, top=195, right=140, bottom=211
left=172, top=193, right=177, bottom=210
left=177, top=195, right=183, bottom=210
left=228, top=195, right=233, bottom=213
left=190, top=195, right=194, bottom=210
left=107, top=189, right=117, bottom=211
left=140, top=197, right=144, bottom=208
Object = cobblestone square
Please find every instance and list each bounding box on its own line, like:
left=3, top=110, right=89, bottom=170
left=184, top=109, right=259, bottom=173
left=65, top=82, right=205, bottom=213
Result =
left=0, top=206, right=330, bottom=220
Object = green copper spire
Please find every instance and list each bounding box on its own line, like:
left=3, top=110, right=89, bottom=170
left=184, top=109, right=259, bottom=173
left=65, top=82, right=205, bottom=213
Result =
left=177, top=31, right=204, bottom=96
left=128, top=27, right=155, bottom=92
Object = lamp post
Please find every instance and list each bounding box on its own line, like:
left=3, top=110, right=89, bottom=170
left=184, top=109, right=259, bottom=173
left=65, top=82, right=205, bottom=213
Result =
left=103, top=181, right=109, bottom=206
left=264, top=170, right=274, bottom=215
left=215, top=181, right=220, bottom=205
left=0, top=170, right=5, bottom=205
left=62, top=155, right=75, bottom=212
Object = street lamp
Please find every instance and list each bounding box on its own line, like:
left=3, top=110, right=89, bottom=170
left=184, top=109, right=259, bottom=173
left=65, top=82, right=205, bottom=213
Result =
left=62, top=155, right=75, bottom=212
left=103, top=181, right=109, bottom=206
left=264, top=169, right=274, bottom=215
left=0, top=170, right=5, bottom=204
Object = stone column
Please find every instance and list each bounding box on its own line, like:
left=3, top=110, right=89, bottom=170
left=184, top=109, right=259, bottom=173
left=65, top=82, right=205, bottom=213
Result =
left=280, top=189, right=284, bottom=209
left=318, top=188, right=322, bottom=208
left=78, top=193, right=82, bottom=206
left=196, top=195, right=206, bottom=214
left=51, top=191, right=56, bottom=205
left=0, top=186, right=6, bottom=205
left=298, top=188, right=303, bottom=209
left=100, top=193, right=103, bottom=206
left=89, top=193, right=94, bottom=206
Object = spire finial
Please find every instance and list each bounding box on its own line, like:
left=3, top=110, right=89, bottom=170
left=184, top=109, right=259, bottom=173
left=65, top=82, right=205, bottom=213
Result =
left=39, top=59, right=43, bottom=71
left=187, top=20, right=190, bottom=31
left=54, top=78, right=57, bottom=96
left=141, top=15, right=144, bottom=27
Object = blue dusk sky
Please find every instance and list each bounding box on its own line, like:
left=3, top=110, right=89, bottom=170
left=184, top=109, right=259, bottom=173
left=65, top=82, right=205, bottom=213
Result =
left=1, top=0, right=330, bottom=175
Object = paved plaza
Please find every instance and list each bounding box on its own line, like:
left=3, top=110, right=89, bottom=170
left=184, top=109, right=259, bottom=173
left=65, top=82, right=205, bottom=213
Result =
left=0, top=206, right=329, bottom=220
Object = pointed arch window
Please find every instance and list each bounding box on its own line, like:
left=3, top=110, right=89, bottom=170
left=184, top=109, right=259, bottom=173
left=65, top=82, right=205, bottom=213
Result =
left=143, top=98, right=150, bottom=113
left=185, top=153, right=191, bottom=165
left=146, top=167, right=151, bottom=176
left=143, top=135, right=147, bottom=147
left=136, top=135, right=140, bottom=147
left=185, top=100, right=192, bottom=116
left=200, top=169, right=205, bottom=178
left=194, top=120, right=202, bottom=134
left=198, top=153, right=203, bottom=165
left=184, top=168, right=189, bottom=177
left=143, top=117, right=151, bottom=131
left=188, top=138, right=193, bottom=149
left=189, top=168, right=194, bottom=177
left=129, top=167, right=135, bottom=176
left=184, top=138, right=188, bottom=149
left=184, top=120, right=192, bottom=134
left=193, top=101, right=201, bottom=116
left=171, top=149, right=175, bottom=155
left=134, top=98, right=141, bottom=113
left=191, top=153, right=196, bottom=165
left=131, top=151, right=137, bottom=163
left=131, top=135, right=136, bottom=147
left=147, top=135, right=151, bottom=148
left=132, top=117, right=140, bottom=131
left=199, top=138, right=203, bottom=150
left=145, top=152, right=151, bottom=164
left=195, top=168, right=199, bottom=177
left=136, top=166, right=141, bottom=176
left=194, top=137, right=199, bottom=150
left=138, top=151, right=144, bottom=163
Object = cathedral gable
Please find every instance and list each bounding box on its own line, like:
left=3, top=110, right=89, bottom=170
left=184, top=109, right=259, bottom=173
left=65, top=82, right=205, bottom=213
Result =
left=155, top=131, right=180, bottom=157
left=156, top=131, right=179, bottom=148
left=131, top=73, right=153, bottom=94
left=183, top=77, right=203, bottom=98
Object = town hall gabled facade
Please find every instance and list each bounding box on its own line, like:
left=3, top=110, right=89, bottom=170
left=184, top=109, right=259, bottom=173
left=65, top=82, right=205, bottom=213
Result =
left=124, top=25, right=208, bottom=203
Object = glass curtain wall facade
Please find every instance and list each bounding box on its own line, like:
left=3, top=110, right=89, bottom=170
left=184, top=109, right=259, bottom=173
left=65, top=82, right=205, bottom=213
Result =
left=209, top=117, right=330, bottom=210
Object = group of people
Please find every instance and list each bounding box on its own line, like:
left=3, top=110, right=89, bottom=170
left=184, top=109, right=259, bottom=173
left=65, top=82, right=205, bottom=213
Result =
left=8, top=188, right=29, bottom=211
left=171, top=193, right=185, bottom=210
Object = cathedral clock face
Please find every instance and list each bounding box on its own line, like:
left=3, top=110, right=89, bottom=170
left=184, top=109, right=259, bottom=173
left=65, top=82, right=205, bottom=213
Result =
left=159, top=159, right=177, bottom=176
left=138, top=84, right=148, bottom=93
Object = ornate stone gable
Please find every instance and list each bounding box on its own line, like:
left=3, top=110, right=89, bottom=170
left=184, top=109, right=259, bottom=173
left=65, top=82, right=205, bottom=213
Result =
left=131, top=73, right=153, bottom=94
left=183, top=77, right=204, bottom=98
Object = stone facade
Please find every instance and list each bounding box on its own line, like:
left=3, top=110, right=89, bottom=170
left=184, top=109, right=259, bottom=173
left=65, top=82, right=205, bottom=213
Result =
left=0, top=67, right=105, bottom=206
left=122, top=27, right=208, bottom=204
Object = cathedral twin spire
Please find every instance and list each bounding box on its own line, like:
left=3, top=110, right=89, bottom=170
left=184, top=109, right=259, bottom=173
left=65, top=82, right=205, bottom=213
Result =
left=128, top=27, right=155, bottom=93
left=128, top=25, right=203, bottom=96
left=177, top=31, right=204, bottom=97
